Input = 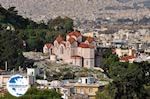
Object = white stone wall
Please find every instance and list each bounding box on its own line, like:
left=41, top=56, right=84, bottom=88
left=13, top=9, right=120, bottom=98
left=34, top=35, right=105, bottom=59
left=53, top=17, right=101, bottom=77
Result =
left=27, top=68, right=39, bottom=77
left=81, top=48, right=94, bottom=59
left=66, top=35, right=70, bottom=41
left=72, top=58, right=82, bottom=67
left=43, top=46, right=48, bottom=54
left=0, top=75, right=10, bottom=87
left=50, top=55, right=57, bottom=61
left=58, top=44, right=66, bottom=59
left=79, top=48, right=95, bottom=68
left=53, top=41, right=59, bottom=56
left=48, top=35, right=95, bottom=68
left=115, top=48, right=134, bottom=57
left=77, top=36, right=82, bottom=43
left=83, top=58, right=94, bottom=68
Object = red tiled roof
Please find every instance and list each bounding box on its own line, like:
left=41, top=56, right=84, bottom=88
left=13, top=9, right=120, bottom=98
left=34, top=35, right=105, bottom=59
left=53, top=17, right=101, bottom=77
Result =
left=68, top=37, right=76, bottom=44
left=86, top=37, right=94, bottom=43
left=68, top=31, right=81, bottom=37
left=60, top=41, right=66, bottom=46
left=45, top=43, right=53, bottom=49
left=120, top=55, right=136, bottom=62
left=56, top=35, right=64, bottom=43
left=79, top=43, right=94, bottom=48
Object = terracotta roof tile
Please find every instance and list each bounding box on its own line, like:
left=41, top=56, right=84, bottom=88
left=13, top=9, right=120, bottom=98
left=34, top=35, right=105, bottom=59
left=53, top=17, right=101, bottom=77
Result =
left=79, top=43, right=94, bottom=48
left=45, top=43, right=53, bottom=49
left=86, top=36, right=94, bottom=43
left=120, top=55, right=136, bottom=62
left=68, top=31, right=81, bottom=37
left=60, top=41, right=66, bottom=46
left=56, top=35, right=64, bottom=43
left=68, top=37, right=76, bottom=44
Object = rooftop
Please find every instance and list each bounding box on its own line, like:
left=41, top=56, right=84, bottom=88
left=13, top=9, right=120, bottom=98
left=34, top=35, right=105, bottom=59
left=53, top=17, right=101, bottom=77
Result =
left=79, top=43, right=94, bottom=48
left=45, top=43, right=53, bottom=48
left=74, top=83, right=103, bottom=87
left=86, top=36, right=95, bottom=43
left=68, top=31, right=81, bottom=37
left=120, top=55, right=136, bottom=62
left=56, top=35, right=64, bottom=43
left=68, top=37, right=76, bottom=44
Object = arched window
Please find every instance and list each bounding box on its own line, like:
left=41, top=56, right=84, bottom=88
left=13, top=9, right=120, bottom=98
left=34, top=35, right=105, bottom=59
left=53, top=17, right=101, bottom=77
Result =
left=54, top=41, right=58, bottom=48
left=67, top=42, right=70, bottom=48
left=60, top=46, right=64, bottom=54
left=50, top=48, right=53, bottom=54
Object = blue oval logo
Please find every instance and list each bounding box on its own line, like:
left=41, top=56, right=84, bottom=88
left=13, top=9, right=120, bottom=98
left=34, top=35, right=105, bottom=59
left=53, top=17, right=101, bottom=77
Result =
left=6, top=74, right=29, bottom=97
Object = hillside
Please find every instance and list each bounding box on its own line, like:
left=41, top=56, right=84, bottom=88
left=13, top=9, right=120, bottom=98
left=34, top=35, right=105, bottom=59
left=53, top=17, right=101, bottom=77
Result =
left=0, top=6, right=73, bottom=70
left=0, top=0, right=150, bottom=22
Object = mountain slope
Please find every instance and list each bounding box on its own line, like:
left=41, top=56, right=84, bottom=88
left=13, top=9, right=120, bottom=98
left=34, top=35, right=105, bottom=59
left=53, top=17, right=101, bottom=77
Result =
left=0, top=0, right=149, bottom=21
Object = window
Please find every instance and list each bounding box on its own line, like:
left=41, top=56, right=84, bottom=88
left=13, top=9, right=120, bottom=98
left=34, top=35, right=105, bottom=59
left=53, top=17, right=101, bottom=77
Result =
left=60, top=46, right=64, bottom=54
left=89, top=88, right=93, bottom=93
left=31, top=71, right=33, bottom=75
left=51, top=49, right=53, bottom=54
left=80, top=88, right=84, bottom=94
left=86, top=61, right=88, bottom=65
left=85, top=79, right=88, bottom=84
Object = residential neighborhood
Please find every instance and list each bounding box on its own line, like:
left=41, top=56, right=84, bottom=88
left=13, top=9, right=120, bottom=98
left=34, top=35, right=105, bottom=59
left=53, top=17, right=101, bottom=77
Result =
left=0, top=1, right=150, bottom=99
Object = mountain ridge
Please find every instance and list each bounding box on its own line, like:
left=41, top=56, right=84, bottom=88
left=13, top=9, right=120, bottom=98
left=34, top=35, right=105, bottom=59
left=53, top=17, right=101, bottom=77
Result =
left=0, top=0, right=149, bottom=22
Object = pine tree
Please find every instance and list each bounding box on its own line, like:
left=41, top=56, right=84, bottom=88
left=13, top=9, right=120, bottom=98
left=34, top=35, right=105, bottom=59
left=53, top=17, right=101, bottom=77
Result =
left=0, top=30, right=24, bottom=70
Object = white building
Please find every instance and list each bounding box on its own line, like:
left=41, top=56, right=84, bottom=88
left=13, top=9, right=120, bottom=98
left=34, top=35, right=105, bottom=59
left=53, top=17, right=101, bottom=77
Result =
left=43, top=31, right=97, bottom=68
left=77, top=77, right=96, bottom=84
left=0, top=75, right=11, bottom=88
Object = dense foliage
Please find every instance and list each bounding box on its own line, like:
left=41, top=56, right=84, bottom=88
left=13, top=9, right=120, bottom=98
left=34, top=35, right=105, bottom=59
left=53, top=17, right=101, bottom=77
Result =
left=18, top=17, right=73, bottom=51
left=2, top=87, right=61, bottom=99
left=0, top=5, right=73, bottom=51
left=0, top=5, right=73, bottom=70
left=0, top=30, right=24, bottom=70
left=0, top=6, right=38, bottom=29
left=97, top=50, right=150, bottom=99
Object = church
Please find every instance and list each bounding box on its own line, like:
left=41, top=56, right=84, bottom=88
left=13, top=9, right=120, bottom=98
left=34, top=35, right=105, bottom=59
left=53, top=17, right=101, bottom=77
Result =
left=43, top=31, right=98, bottom=68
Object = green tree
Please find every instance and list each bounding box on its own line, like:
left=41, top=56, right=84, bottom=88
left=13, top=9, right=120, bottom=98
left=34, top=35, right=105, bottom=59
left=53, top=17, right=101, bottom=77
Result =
left=102, top=50, right=119, bottom=72
left=108, top=61, right=149, bottom=99
left=47, top=16, right=73, bottom=32
left=2, top=87, right=61, bottom=99
left=96, top=85, right=112, bottom=99
left=0, top=5, right=38, bottom=29
left=0, top=5, right=74, bottom=52
left=0, top=30, right=24, bottom=70
left=100, top=50, right=150, bottom=99
left=27, top=37, right=43, bottom=51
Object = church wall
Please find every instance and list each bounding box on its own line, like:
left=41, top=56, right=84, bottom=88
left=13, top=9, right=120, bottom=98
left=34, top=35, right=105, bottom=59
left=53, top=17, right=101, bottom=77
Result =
left=66, top=35, right=70, bottom=41
left=44, top=33, right=97, bottom=68
left=77, top=36, right=82, bottom=43
left=53, top=41, right=59, bottom=56
left=72, top=58, right=82, bottom=67
left=83, top=58, right=94, bottom=68
left=80, top=48, right=95, bottom=68
left=57, top=44, right=66, bottom=59
left=43, top=46, right=49, bottom=54
left=81, top=48, right=95, bottom=59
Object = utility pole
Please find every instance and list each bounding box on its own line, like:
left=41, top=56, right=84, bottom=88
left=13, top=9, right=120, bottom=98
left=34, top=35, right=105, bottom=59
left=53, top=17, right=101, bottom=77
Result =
left=5, top=61, right=7, bottom=71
